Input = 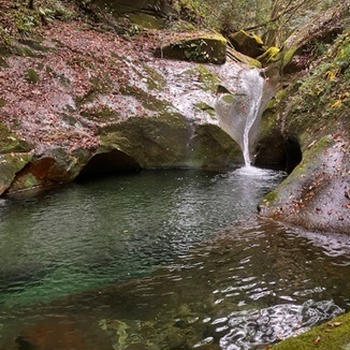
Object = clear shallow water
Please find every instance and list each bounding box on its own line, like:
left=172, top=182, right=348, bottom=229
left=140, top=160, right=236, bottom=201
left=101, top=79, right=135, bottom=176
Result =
left=0, top=169, right=349, bottom=350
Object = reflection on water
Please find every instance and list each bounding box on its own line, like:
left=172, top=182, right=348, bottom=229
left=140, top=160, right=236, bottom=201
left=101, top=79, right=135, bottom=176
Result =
left=0, top=170, right=349, bottom=350
left=0, top=169, right=284, bottom=306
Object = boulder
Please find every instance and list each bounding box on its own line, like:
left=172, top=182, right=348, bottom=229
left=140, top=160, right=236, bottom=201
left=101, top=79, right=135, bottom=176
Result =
left=228, top=30, right=264, bottom=58
left=156, top=33, right=227, bottom=64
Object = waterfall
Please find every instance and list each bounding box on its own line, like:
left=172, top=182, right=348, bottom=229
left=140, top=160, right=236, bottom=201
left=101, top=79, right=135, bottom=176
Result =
left=241, top=69, right=264, bottom=167
left=215, top=68, right=267, bottom=169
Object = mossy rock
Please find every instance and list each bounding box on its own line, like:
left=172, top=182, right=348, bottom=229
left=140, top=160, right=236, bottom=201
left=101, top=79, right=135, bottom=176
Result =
left=0, top=123, right=31, bottom=154
left=194, top=102, right=216, bottom=117
left=271, top=312, right=350, bottom=350
left=99, top=112, right=192, bottom=168
left=156, top=33, right=227, bottom=64
left=259, top=32, right=350, bottom=233
left=228, top=30, right=264, bottom=58
left=76, top=74, right=114, bottom=106
left=183, top=64, right=220, bottom=92
left=119, top=84, right=170, bottom=111
left=0, top=153, right=32, bottom=195
left=81, top=105, right=120, bottom=122
left=127, top=12, right=165, bottom=29
left=257, top=46, right=280, bottom=66
left=99, top=113, right=242, bottom=170
left=142, top=64, right=166, bottom=91
left=190, top=123, right=242, bottom=169
left=226, top=47, right=262, bottom=68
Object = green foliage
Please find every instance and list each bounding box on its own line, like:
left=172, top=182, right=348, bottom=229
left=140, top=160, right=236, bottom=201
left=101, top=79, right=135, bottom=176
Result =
left=270, top=32, right=350, bottom=148
left=15, top=12, right=41, bottom=34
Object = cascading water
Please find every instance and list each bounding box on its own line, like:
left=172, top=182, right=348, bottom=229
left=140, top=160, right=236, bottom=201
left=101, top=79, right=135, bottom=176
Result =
left=241, top=69, right=264, bottom=167
left=215, top=68, right=269, bottom=172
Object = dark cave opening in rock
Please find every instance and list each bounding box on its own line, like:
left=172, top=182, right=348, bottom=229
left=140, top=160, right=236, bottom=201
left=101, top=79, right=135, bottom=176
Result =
left=284, top=136, right=302, bottom=174
left=76, top=150, right=141, bottom=181
left=254, top=134, right=302, bottom=174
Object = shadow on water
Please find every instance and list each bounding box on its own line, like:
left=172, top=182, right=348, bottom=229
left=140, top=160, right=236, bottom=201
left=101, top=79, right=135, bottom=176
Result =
left=0, top=169, right=349, bottom=349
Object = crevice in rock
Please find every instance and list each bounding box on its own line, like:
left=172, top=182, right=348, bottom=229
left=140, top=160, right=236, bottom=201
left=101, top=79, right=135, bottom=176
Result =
left=76, top=149, right=141, bottom=181
left=254, top=134, right=302, bottom=173
left=284, top=136, right=302, bottom=174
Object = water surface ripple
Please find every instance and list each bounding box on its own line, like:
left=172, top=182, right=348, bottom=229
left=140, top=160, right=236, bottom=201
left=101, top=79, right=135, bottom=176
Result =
left=0, top=169, right=349, bottom=350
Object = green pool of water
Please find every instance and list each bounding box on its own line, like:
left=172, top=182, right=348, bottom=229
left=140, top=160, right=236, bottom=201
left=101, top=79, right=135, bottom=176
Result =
left=0, top=169, right=349, bottom=350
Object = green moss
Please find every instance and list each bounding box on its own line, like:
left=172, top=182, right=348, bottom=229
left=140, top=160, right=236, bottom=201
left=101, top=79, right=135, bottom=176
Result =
left=222, top=93, right=236, bottom=104
left=183, top=65, right=220, bottom=92
left=271, top=312, right=350, bottom=350
left=0, top=153, right=32, bottom=195
left=76, top=73, right=114, bottom=105
left=143, top=64, right=166, bottom=91
left=227, top=48, right=262, bottom=68
left=159, top=34, right=227, bottom=64
left=262, top=189, right=279, bottom=204
left=282, top=47, right=297, bottom=69
left=197, top=65, right=220, bottom=92
left=275, top=88, right=288, bottom=102
left=257, top=46, right=280, bottom=65
left=127, top=12, right=165, bottom=29
left=120, top=84, right=170, bottom=111
left=194, top=102, right=216, bottom=117
left=22, top=173, right=40, bottom=189
left=0, top=123, right=31, bottom=154
left=25, top=68, right=39, bottom=84
left=0, top=97, right=6, bottom=107
left=82, top=105, right=119, bottom=122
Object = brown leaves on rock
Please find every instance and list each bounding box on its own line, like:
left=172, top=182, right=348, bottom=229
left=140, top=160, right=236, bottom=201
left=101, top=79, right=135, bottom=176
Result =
left=312, top=335, right=321, bottom=344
